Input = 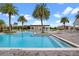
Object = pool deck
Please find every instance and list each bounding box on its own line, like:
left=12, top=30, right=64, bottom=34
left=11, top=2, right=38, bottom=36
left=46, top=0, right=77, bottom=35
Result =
left=0, top=48, right=79, bottom=56
left=51, top=30, right=79, bottom=46
left=0, top=31, right=79, bottom=56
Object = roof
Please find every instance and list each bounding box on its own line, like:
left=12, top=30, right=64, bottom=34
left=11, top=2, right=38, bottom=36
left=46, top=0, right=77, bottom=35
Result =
left=30, top=25, right=50, bottom=26
left=74, top=18, right=79, bottom=25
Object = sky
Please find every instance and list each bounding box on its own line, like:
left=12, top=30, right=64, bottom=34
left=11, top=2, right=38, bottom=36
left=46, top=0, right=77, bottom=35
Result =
left=0, top=3, right=79, bottom=27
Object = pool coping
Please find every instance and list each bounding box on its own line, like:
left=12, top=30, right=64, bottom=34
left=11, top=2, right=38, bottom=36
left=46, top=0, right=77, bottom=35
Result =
left=0, top=48, right=79, bottom=51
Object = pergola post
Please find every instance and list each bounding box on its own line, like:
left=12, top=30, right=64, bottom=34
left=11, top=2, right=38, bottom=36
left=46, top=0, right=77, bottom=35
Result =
left=73, top=25, right=76, bottom=31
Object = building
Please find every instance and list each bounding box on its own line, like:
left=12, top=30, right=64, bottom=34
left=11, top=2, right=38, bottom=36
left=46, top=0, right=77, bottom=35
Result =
left=30, top=25, right=50, bottom=32
left=58, top=25, right=74, bottom=30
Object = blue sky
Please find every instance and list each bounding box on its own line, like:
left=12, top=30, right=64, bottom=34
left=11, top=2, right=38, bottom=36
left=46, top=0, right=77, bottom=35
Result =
left=0, top=3, right=79, bottom=27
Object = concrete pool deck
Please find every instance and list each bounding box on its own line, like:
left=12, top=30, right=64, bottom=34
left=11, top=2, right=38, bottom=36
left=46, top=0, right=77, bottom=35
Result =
left=52, top=30, right=79, bottom=46
left=0, top=31, right=79, bottom=56
left=0, top=48, right=79, bottom=56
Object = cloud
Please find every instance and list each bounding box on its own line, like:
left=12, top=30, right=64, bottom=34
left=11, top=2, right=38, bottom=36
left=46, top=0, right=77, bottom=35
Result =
left=50, top=23, right=62, bottom=27
left=53, top=13, right=62, bottom=18
left=20, top=14, right=33, bottom=20
left=66, top=20, right=73, bottom=26
left=11, top=16, right=15, bottom=18
left=2, top=14, right=15, bottom=18
left=24, top=14, right=32, bottom=20
left=0, top=12, right=2, bottom=14
left=32, top=20, right=47, bottom=25
left=71, top=7, right=79, bottom=14
left=62, top=7, right=73, bottom=15
left=62, top=7, right=79, bottom=15
left=54, top=7, right=73, bottom=18
left=32, top=21, right=41, bottom=25
left=56, top=20, right=60, bottom=23
left=54, top=7, right=79, bottom=18
left=0, top=13, right=8, bottom=16
left=50, top=20, right=62, bottom=27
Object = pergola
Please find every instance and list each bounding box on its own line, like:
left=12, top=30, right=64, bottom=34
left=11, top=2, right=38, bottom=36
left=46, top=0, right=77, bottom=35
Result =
left=73, top=18, right=79, bottom=30
left=30, top=25, right=50, bottom=33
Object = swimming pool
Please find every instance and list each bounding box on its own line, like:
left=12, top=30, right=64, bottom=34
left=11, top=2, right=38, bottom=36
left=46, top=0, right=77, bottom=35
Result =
left=0, top=32, right=74, bottom=48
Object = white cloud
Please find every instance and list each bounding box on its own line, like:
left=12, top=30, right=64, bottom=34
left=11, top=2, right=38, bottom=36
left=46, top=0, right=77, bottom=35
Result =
left=53, top=13, right=61, bottom=18
left=50, top=20, right=62, bottom=27
left=2, top=14, right=15, bottom=18
left=62, top=7, right=73, bottom=15
left=56, top=20, right=62, bottom=26
left=54, top=7, right=79, bottom=18
left=50, top=24, right=54, bottom=27
left=32, top=20, right=47, bottom=25
left=0, top=12, right=2, bottom=14
left=50, top=23, right=62, bottom=27
left=71, top=7, right=79, bottom=14
left=11, top=16, right=15, bottom=18
left=32, top=21, right=41, bottom=25
left=20, top=14, right=33, bottom=20
left=2, top=14, right=8, bottom=17
left=56, top=20, right=60, bottom=23
left=24, top=14, right=32, bottom=20
left=66, top=20, right=73, bottom=26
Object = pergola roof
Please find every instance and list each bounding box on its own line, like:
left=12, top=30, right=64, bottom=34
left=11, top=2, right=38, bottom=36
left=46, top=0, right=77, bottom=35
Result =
left=74, top=18, right=79, bottom=25
left=30, top=25, right=50, bottom=26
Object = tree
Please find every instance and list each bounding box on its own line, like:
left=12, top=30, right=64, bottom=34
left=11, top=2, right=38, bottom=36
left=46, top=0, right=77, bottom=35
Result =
left=18, top=16, right=27, bottom=31
left=0, top=19, right=5, bottom=32
left=0, top=3, right=18, bottom=32
left=60, top=17, right=69, bottom=29
left=32, top=3, right=50, bottom=33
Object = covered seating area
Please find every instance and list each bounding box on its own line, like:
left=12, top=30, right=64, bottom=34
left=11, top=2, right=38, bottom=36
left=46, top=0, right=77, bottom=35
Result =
left=30, top=25, right=50, bottom=33
left=73, top=18, right=79, bottom=30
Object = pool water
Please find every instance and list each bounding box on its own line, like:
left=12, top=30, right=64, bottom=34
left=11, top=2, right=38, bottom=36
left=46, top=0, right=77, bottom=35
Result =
left=0, top=32, right=74, bottom=48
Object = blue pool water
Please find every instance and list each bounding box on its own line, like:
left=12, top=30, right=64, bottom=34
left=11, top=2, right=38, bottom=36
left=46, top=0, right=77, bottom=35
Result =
left=0, top=32, right=74, bottom=48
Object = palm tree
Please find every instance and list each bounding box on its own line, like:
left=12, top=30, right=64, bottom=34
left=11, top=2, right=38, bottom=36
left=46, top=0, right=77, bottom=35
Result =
left=60, top=17, right=69, bottom=29
left=32, top=3, right=50, bottom=33
left=18, top=16, right=27, bottom=31
left=0, top=19, right=5, bottom=32
left=0, top=3, right=18, bottom=32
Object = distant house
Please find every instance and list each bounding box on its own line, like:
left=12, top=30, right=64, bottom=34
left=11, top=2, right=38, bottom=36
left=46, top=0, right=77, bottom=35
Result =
left=30, top=25, right=50, bottom=32
left=58, top=25, right=73, bottom=30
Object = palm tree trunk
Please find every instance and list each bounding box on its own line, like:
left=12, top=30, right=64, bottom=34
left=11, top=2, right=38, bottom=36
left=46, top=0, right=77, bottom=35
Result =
left=22, top=22, right=23, bottom=31
left=9, top=14, right=12, bottom=32
left=73, top=24, right=75, bottom=30
left=41, top=18, right=44, bottom=33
